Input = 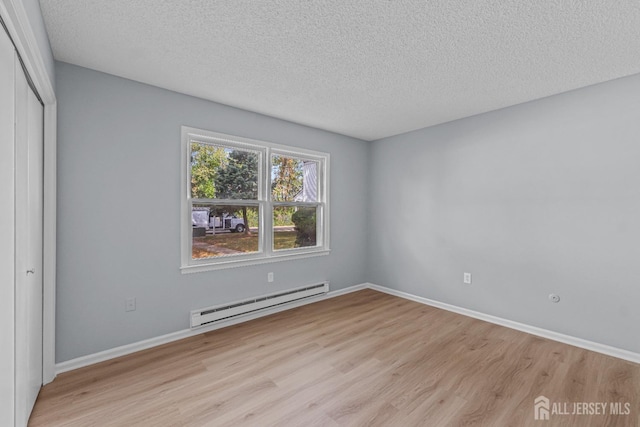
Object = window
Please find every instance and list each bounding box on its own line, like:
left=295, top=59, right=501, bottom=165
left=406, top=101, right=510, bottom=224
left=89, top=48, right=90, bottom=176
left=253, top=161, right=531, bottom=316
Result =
left=181, top=127, right=330, bottom=272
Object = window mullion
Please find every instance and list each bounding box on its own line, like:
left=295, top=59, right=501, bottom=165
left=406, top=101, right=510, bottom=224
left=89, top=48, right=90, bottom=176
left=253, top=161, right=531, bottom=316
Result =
left=192, top=198, right=260, bottom=205
left=272, top=201, right=320, bottom=208
left=263, top=147, right=273, bottom=257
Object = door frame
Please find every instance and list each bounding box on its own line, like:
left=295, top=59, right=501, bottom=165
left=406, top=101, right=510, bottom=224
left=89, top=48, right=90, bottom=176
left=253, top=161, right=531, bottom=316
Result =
left=0, top=0, right=57, bottom=384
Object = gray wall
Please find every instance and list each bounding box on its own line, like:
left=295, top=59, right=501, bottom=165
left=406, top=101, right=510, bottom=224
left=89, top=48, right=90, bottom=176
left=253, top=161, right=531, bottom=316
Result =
left=55, top=61, right=369, bottom=362
left=57, top=58, right=640, bottom=362
left=23, top=0, right=55, bottom=88
left=368, top=73, right=640, bottom=354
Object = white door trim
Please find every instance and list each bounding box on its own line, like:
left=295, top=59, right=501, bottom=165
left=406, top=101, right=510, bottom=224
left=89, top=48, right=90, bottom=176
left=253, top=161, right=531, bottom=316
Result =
left=0, top=0, right=57, bottom=384
left=42, top=103, right=56, bottom=384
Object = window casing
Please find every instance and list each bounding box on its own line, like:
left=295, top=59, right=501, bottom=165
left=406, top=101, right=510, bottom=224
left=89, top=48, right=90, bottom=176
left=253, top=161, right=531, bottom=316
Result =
left=181, top=127, right=330, bottom=273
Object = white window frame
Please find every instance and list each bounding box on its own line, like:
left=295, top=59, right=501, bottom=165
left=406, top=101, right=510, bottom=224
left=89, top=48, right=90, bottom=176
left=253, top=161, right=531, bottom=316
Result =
left=181, top=126, right=330, bottom=273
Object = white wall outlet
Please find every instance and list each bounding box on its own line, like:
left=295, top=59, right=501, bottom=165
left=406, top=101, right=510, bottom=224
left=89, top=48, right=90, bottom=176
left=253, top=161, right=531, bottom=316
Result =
left=125, top=297, right=136, bottom=312
left=267, top=272, right=274, bottom=283
left=463, top=273, right=472, bottom=284
left=548, top=294, right=560, bottom=303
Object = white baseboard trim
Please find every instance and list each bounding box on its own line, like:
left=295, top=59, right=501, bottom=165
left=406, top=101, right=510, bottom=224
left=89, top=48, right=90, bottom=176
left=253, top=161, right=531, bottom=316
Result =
left=55, top=283, right=368, bottom=374
left=56, top=281, right=638, bottom=374
left=366, top=283, right=640, bottom=365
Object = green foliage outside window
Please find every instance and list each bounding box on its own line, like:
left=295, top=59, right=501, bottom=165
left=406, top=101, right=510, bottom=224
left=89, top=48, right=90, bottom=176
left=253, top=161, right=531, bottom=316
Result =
left=291, top=207, right=316, bottom=247
left=191, top=144, right=315, bottom=232
left=190, top=143, right=226, bottom=199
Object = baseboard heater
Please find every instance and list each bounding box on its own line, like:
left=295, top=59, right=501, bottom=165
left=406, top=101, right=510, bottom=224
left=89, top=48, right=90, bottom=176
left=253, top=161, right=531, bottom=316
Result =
left=190, top=282, right=329, bottom=328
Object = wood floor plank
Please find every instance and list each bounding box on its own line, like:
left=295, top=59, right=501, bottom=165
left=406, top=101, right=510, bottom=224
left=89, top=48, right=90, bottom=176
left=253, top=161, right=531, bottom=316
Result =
left=29, top=289, right=640, bottom=426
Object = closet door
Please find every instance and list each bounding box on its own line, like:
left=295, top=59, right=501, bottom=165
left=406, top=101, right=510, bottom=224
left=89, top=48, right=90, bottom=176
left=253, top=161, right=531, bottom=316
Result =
left=14, top=52, right=44, bottom=426
left=0, top=24, right=17, bottom=427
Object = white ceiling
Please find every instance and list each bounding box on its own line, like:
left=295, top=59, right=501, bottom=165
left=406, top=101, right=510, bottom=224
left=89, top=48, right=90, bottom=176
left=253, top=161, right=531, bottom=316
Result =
left=40, top=1, right=640, bottom=141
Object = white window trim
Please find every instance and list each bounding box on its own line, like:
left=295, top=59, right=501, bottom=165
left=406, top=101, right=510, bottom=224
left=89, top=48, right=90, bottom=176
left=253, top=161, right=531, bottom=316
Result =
left=180, top=126, right=330, bottom=273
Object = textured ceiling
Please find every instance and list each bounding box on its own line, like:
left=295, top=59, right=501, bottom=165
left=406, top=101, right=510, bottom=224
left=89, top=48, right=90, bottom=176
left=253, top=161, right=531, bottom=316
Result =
left=40, top=1, right=640, bottom=141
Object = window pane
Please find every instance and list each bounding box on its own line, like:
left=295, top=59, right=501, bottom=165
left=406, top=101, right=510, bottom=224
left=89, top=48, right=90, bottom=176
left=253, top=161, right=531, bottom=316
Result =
left=192, top=204, right=259, bottom=259
left=190, top=142, right=259, bottom=200
left=271, top=155, right=318, bottom=202
left=273, top=206, right=317, bottom=250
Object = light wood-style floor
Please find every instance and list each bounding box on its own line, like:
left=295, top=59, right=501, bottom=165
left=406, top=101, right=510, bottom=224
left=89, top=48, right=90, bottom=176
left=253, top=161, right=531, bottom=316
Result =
left=30, top=289, right=639, bottom=426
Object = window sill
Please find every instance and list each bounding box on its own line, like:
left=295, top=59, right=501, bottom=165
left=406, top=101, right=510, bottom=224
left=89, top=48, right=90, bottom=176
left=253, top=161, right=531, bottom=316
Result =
left=180, top=249, right=331, bottom=274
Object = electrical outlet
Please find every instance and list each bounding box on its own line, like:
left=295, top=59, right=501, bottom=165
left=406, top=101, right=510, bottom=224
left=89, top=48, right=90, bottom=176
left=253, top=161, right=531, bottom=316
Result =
left=463, top=273, right=472, bottom=284
left=125, top=297, right=136, bottom=312
left=267, top=272, right=274, bottom=283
